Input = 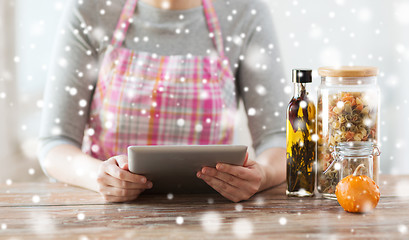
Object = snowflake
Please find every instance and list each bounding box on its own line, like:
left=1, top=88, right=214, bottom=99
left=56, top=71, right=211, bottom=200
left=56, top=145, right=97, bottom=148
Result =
left=77, top=213, right=85, bottom=221
left=309, top=25, right=322, bottom=39
left=176, top=216, right=184, bottom=225
left=69, top=87, right=78, bottom=96
left=255, top=85, right=266, bottom=96
left=87, top=128, right=95, bottom=136
left=59, top=58, right=67, bottom=68
left=284, top=86, right=292, bottom=94
left=201, top=212, right=221, bottom=233
left=105, top=121, right=113, bottom=129
left=334, top=162, right=341, bottom=170
left=247, top=108, right=256, bottom=116
left=51, top=126, right=62, bottom=135
left=177, top=118, right=185, bottom=127
left=395, top=2, right=409, bottom=25
left=300, top=101, right=307, bottom=108
left=311, top=134, right=319, bottom=142
left=279, top=217, right=287, bottom=225
left=235, top=204, right=243, bottom=211
left=6, top=179, right=12, bottom=185
left=233, top=218, right=253, bottom=238
left=398, top=225, right=408, bottom=234
left=32, top=195, right=40, bottom=203
left=320, top=47, right=342, bottom=66
left=161, top=1, right=170, bottom=9
left=357, top=8, right=372, bottom=22
left=329, top=12, right=335, bottom=18
left=91, top=144, right=100, bottom=153
left=195, top=124, right=203, bottom=132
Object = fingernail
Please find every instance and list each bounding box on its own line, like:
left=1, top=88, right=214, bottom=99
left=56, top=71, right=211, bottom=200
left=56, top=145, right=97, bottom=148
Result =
left=141, top=178, right=147, bottom=183
left=202, top=168, right=207, bottom=174
left=217, top=164, right=223, bottom=170
left=147, top=182, right=153, bottom=188
left=197, top=172, right=201, bottom=178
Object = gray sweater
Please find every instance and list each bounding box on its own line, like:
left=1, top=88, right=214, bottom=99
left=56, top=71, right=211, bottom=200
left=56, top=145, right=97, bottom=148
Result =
left=39, top=0, right=287, bottom=165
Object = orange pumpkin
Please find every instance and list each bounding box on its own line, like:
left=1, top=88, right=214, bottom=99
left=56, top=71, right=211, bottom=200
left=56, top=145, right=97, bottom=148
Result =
left=335, top=175, right=380, bottom=213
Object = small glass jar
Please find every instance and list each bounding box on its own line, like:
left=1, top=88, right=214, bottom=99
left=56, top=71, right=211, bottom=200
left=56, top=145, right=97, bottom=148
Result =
left=316, top=66, right=380, bottom=198
left=328, top=141, right=380, bottom=182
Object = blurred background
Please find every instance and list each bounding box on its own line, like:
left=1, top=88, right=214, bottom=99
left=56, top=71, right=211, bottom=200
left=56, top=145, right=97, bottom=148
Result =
left=0, top=0, right=408, bottom=183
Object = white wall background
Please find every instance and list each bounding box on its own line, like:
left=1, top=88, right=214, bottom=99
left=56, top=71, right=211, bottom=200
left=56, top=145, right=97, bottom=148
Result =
left=1, top=0, right=409, bottom=182
left=235, top=0, right=409, bottom=175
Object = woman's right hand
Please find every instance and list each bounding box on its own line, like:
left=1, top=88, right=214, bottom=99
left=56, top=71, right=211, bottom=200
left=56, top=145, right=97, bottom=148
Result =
left=96, top=155, right=153, bottom=202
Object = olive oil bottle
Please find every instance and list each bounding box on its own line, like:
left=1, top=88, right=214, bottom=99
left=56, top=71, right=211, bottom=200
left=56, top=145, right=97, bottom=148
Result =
left=286, top=69, right=316, bottom=197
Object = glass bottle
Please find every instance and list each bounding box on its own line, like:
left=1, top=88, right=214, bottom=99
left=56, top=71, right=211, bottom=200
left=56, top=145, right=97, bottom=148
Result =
left=286, top=69, right=316, bottom=197
left=316, top=66, right=380, bottom=199
left=328, top=141, right=380, bottom=181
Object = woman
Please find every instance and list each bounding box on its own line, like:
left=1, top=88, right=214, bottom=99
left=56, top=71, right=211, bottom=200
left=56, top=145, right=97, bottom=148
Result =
left=39, top=0, right=287, bottom=203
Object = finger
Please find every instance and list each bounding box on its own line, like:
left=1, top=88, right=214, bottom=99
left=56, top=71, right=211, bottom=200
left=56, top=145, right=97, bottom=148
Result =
left=243, top=152, right=249, bottom=166
left=215, top=163, right=254, bottom=180
left=201, top=167, right=250, bottom=191
left=113, top=155, right=129, bottom=169
left=99, top=185, right=144, bottom=198
left=105, top=163, right=148, bottom=183
left=97, top=173, right=153, bottom=189
left=197, top=172, right=244, bottom=202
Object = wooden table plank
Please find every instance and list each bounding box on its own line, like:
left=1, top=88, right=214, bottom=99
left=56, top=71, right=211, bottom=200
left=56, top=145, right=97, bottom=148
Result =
left=0, top=175, right=408, bottom=239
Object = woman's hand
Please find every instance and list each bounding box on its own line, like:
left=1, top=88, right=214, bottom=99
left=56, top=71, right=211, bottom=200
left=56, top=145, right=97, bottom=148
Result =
left=197, top=159, right=265, bottom=202
left=96, top=155, right=153, bottom=203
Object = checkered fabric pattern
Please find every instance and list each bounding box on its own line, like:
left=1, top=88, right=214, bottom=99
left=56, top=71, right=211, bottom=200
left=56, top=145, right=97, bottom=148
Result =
left=85, top=0, right=237, bottom=160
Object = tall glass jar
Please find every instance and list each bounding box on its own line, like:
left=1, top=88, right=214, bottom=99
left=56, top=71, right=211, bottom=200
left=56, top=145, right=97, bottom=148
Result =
left=316, top=66, right=380, bottom=199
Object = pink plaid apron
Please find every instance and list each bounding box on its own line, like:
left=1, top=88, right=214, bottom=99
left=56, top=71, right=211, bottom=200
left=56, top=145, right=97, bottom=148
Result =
left=84, top=0, right=237, bottom=160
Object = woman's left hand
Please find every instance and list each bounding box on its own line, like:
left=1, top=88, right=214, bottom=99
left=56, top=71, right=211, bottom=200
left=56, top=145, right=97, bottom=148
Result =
left=197, top=159, right=265, bottom=202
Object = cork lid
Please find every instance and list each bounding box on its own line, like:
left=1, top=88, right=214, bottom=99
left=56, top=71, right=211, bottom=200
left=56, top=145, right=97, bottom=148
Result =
left=318, top=66, right=378, bottom=77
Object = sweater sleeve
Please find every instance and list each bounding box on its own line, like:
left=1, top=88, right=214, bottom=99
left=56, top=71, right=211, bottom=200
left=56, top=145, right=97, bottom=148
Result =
left=38, top=0, right=102, bottom=170
left=236, top=1, right=287, bottom=156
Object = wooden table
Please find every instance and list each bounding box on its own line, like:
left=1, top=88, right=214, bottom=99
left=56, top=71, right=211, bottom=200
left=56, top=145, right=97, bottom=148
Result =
left=0, top=175, right=408, bottom=239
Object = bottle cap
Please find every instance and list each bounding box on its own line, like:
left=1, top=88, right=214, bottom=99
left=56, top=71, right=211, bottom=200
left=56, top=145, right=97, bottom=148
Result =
left=292, top=69, right=312, bottom=83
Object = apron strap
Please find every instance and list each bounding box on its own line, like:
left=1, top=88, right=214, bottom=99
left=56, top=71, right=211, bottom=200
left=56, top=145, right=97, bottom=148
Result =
left=202, top=0, right=226, bottom=58
left=110, top=0, right=139, bottom=48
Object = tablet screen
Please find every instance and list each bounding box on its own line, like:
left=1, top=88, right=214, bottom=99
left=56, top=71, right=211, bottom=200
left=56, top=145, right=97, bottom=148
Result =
left=128, top=145, right=248, bottom=194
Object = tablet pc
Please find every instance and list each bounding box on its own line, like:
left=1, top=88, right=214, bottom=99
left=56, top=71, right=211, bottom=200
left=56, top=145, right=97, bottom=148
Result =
left=128, top=145, right=248, bottom=194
